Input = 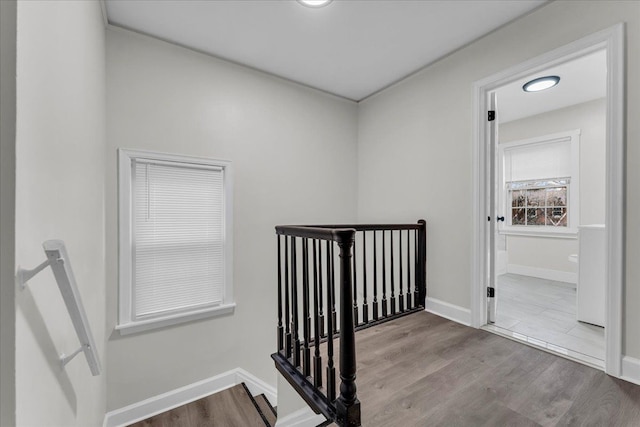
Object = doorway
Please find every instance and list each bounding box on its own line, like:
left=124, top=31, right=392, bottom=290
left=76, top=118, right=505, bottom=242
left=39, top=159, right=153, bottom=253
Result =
left=471, top=24, right=625, bottom=376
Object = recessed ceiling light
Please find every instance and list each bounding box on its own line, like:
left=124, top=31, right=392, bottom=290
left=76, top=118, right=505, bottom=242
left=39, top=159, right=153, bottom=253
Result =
left=297, top=0, right=333, bottom=8
left=522, top=76, right=560, bottom=92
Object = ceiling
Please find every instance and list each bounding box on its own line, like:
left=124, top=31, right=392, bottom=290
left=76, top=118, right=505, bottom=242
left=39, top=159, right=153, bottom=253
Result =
left=105, top=0, right=548, bottom=102
left=496, top=50, right=607, bottom=123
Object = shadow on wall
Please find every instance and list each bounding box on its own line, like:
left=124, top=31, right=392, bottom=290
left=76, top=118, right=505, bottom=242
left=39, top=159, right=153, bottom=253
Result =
left=16, top=286, right=77, bottom=414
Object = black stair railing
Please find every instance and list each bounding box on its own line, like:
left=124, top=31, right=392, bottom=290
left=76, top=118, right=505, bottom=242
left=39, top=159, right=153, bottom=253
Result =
left=272, top=220, right=427, bottom=427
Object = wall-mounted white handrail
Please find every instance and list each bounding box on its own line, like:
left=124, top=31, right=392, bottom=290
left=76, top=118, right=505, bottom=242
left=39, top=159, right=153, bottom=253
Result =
left=17, top=240, right=101, bottom=376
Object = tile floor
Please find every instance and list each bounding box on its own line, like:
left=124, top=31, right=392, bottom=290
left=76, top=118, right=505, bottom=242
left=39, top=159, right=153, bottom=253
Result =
left=495, top=273, right=605, bottom=361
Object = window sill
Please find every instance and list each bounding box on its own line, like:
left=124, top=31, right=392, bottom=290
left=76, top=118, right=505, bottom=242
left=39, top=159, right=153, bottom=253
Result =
left=499, top=228, right=577, bottom=239
left=116, top=303, right=236, bottom=336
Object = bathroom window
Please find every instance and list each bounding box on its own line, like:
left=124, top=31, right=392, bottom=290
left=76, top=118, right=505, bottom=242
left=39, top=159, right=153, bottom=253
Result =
left=117, top=149, right=234, bottom=335
left=499, top=130, right=580, bottom=238
left=508, top=179, right=569, bottom=227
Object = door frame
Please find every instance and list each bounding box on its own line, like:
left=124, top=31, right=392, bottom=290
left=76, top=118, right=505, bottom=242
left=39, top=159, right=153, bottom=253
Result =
left=470, top=24, right=625, bottom=377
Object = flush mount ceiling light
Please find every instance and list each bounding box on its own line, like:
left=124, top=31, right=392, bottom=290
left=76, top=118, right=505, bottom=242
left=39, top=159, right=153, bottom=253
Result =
left=522, top=75, right=560, bottom=92
left=297, top=0, right=333, bottom=8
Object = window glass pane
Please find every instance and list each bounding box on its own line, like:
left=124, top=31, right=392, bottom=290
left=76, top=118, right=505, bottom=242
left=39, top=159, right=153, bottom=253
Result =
left=546, top=207, right=567, bottom=227
left=512, top=208, right=525, bottom=225
left=527, top=208, right=546, bottom=225
left=526, top=189, right=545, bottom=207
left=546, top=187, right=567, bottom=207
left=512, top=190, right=526, bottom=207
left=505, top=178, right=571, bottom=229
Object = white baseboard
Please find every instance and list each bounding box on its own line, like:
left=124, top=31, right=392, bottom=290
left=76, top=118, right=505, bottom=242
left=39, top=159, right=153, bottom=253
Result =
left=103, top=368, right=276, bottom=427
left=425, top=297, right=471, bottom=326
left=621, top=356, right=640, bottom=386
left=507, top=264, right=577, bottom=285
left=275, top=407, right=326, bottom=427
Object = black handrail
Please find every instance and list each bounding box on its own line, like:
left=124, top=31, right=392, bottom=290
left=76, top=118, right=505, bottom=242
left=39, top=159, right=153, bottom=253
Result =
left=272, top=220, right=427, bottom=426
left=276, top=225, right=355, bottom=241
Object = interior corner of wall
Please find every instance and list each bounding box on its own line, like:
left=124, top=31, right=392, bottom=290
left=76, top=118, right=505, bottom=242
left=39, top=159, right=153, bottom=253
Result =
left=275, top=372, right=310, bottom=420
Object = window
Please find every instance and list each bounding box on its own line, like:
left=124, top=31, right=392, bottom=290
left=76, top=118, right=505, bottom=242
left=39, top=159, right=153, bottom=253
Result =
left=499, top=130, right=580, bottom=237
left=118, top=149, right=234, bottom=334
left=508, top=179, right=569, bottom=227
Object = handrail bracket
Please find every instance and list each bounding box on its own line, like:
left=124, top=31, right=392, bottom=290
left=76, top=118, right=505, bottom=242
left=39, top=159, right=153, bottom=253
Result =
left=16, top=258, right=53, bottom=288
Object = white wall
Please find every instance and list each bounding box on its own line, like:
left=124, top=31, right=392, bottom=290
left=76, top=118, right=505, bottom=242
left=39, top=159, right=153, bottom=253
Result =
left=14, top=1, right=107, bottom=426
left=500, top=98, right=606, bottom=276
left=0, top=0, right=17, bottom=425
left=7, top=2, right=640, bottom=421
left=357, top=1, right=640, bottom=358
left=105, top=28, right=358, bottom=411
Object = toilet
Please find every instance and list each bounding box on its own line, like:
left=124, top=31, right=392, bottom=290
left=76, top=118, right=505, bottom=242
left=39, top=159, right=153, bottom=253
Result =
left=575, top=225, right=605, bottom=327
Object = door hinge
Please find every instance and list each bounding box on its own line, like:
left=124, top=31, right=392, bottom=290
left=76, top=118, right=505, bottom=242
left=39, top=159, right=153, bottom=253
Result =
left=488, top=110, right=495, bottom=121
left=487, top=287, right=495, bottom=298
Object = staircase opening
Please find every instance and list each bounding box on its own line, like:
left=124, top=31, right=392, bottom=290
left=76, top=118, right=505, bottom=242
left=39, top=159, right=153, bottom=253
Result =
left=127, top=383, right=277, bottom=427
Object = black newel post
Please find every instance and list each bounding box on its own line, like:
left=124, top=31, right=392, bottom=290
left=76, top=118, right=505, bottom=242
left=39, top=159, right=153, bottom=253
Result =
left=277, top=236, right=283, bottom=352
left=417, top=219, right=427, bottom=307
left=334, top=230, right=361, bottom=427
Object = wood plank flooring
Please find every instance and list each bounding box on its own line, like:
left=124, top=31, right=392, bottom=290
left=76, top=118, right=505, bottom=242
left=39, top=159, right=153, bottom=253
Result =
left=128, top=310, right=636, bottom=426
left=254, top=394, right=277, bottom=426
left=350, top=311, right=640, bottom=426
left=128, top=384, right=271, bottom=427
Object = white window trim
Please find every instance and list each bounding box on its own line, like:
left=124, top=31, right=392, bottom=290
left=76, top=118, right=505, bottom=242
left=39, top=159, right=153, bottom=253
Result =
left=498, top=129, right=580, bottom=239
left=117, top=149, right=234, bottom=335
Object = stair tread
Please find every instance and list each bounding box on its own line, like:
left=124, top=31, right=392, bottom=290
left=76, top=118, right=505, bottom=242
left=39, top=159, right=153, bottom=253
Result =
left=128, top=383, right=267, bottom=427
left=253, top=394, right=277, bottom=426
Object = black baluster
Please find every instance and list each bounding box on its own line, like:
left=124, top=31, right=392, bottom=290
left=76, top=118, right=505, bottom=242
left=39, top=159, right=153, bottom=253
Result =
left=292, top=237, right=301, bottom=367
left=277, top=235, right=284, bottom=352
left=390, top=230, right=396, bottom=315
left=318, top=239, right=325, bottom=338
left=326, top=240, right=336, bottom=402
left=372, top=231, right=379, bottom=321
left=362, top=231, right=369, bottom=324
left=352, top=234, right=359, bottom=327
left=398, top=230, right=404, bottom=313
left=312, top=240, right=322, bottom=388
left=302, top=239, right=311, bottom=377
left=406, top=229, right=412, bottom=309
left=285, top=236, right=291, bottom=358
left=330, top=242, right=337, bottom=334
left=382, top=230, right=388, bottom=317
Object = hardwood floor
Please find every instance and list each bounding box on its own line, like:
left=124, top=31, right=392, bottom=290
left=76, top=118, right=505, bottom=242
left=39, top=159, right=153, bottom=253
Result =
left=254, top=394, right=277, bottom=426
left=351, top=311, right=640, bottom=426
left=127, top=384, right=274, bottom=427
left=128, top=311, right=637, bottom=426
left=495, top=273, right=604, bottom=361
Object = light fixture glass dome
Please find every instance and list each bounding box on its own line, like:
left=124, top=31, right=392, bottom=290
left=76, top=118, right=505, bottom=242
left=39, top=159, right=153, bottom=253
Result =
left=297, top=0, right=333, bottom=8
left=523, top=75, right=560, bottom=92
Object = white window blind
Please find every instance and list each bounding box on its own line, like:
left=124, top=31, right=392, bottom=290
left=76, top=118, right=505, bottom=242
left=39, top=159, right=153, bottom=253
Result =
left=132, top=159, right=225, bottom=319
left=503, top=137, right=572, bottom=183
